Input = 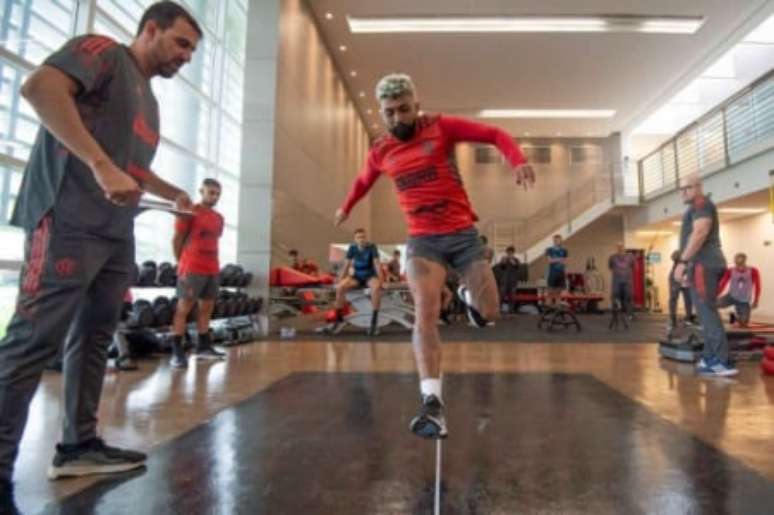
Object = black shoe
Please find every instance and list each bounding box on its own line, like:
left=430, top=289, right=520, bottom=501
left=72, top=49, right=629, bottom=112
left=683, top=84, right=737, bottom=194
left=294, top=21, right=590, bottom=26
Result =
left=169, top=345, right=188, bottom=369
left=45, top=360, right=63, bottom=373
left=114, top=355, right=138, bottom=371
left=0, top=478, right=20, bottom=515
left=195, top=345, right=226, bottom=360
left=439, top=310, right=452, bottom=325
left=409, top=394, right=448, bottom=440
left=319, top=320, right=344, bottom=335
left=48, top=438, right=146, bottom=480
left=457, top=286, right=488, bottom=328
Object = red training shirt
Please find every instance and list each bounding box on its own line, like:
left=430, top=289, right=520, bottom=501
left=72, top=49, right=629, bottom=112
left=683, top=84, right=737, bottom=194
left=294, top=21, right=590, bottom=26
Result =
left=340, top=114, right=527, bottom=236
left=176, top=204, right=224, bottom=276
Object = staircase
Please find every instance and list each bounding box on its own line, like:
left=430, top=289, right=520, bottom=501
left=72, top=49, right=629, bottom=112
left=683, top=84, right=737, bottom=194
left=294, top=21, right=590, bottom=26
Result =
left=483, top=173, right=615, bottom=264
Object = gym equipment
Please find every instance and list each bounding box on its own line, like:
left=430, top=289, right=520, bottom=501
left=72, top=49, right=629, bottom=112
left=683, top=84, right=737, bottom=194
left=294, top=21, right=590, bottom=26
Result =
left=152, top=296, right=173, bottom=327
left=538, top=305, right=581, bottom=332
left=128, top=300, right=154, bottom=328
left=220, top=264, right=244, bottom=287
left=138, top=261, right=157, bottom=286
left=762, top=356, right=774, bottom=375
left=120, top=301, right=132, bottom=322
left=317, top=287, right=414, bottom=334
left=239, top=272, right=253, bottom=288
left=212, top=299, right=225, bottom=319
left=157, top=262, right=177, bottom=287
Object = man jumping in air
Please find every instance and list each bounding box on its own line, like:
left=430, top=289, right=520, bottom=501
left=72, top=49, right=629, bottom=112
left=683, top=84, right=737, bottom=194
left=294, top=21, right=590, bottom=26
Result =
left=334, top=74, right=534, bottom=439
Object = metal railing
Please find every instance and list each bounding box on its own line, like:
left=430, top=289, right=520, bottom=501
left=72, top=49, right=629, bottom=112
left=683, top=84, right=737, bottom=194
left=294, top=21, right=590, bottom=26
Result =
left=639, top=68, right=774, bottom=201
left=483, top=169, right=613, bottom=255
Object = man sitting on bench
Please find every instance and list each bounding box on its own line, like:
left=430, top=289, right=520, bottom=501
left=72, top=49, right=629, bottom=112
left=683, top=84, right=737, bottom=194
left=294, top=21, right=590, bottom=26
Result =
left=327, top=228, right=384, bottom=335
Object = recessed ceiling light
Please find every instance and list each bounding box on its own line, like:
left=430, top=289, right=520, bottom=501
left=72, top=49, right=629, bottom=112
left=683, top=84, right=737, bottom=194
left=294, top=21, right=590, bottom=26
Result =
left=367, top=109, right=373, bottom=114
left=479, top=109, right=615, bottom=119
left=325, top=12, right=334, bottom=20
left=359, top=91, right=366, bottom=97
left=350, top=70, right=357, bottom=77
left=524, top=132, right=531, bottom=136
left=339, top=45, right=347, bottom=52
left=556, top=132, right=562, bottom=137
left=372, top=123, right=379, bottom=128
left=347, top=15, right=704, bottom=34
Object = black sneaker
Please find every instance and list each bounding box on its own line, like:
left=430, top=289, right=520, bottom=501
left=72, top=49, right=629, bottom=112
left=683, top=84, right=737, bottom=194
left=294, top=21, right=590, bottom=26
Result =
left=0, top=478, right=20, bottom=515
left=48, top=438, right=146, bottom=480
left=114, top=355, right=138, bottom=371
left=457, top=286, right=488, bottom=328
left=195, top=345, right=226, bottom=360
left=319, top=320, right=344, bottom=335
left=409, top=394, right=448, bottom=440
left=169, top=345, right=188, bottom=369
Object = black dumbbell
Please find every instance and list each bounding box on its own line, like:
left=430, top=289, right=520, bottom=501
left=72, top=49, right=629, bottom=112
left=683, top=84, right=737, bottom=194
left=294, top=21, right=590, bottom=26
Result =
left=120, top=301, right=133, bottom=322
left=239, top=272, right=253, bottom=288
left=219, top=264, right=235, bottom=286
left=152, top=296, right=173, bottom=327
left=212, top=299, right=224, bottom=319
left=158, top=262, right=177, bottom=287
left=253, top=297, right=263, bottom=314
left=138, top=261, right=157, bottom=286
left=233, top=265, right=245, bottom=287
left=129, top=299, right=154, bottom=328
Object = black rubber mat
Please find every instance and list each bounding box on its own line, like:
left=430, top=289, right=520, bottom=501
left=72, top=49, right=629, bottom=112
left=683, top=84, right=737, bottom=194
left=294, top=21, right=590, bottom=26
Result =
left=43, top=373, right=774, bottom=515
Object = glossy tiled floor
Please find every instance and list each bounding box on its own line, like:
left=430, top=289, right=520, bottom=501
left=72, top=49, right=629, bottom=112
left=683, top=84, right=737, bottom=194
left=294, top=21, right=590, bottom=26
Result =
left=13, top=340, right=774, bottom=514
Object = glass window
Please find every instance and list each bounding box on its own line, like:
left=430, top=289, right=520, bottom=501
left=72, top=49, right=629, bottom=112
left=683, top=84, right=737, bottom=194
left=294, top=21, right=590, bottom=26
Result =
left=1, top=1, right=248, bottom=274
left=641, top=151, right=664, bottom=197
left=0, top=0, right=75, bottom=65
left=697, top=111, right=725, bottom=172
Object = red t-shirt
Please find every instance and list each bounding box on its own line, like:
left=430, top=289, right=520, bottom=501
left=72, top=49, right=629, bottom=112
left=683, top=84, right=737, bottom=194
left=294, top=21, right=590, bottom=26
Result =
left=176, top=204, right=224, bottom=276
left=340, top=114, right=527, bottom=236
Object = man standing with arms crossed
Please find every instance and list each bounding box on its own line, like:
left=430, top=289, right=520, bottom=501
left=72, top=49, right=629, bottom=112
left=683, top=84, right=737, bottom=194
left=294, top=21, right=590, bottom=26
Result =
left=673, top=175, right=737, bottom=377
left=335, top=74, right=534, bottom=439
left=545, top=234, right=568, bottom=307
left=0, top=2, right=201, bottom=510
left=170, top=178, right=226, bottom=368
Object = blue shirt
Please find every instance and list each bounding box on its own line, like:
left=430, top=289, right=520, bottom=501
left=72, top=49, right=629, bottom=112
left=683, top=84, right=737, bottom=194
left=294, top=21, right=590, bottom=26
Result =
left=347, top=243, right=379, bottom=278
left=546, top=245, right=568, bottom=275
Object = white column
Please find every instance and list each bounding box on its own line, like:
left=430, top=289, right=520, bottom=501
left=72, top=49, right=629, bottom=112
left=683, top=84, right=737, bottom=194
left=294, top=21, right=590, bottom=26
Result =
left=237, top=0, right=281, bottom=333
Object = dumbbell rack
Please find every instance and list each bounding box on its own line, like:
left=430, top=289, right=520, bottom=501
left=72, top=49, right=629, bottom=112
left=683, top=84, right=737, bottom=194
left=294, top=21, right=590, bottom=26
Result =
left=126, top=283, right=263, bottom=351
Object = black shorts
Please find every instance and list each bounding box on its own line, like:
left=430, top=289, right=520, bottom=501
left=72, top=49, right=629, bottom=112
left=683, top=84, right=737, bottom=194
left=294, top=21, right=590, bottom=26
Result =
left=406, top=227, right=484, bottom=273
left=353, top=274, right=377, bottom=288
left=547, top=270, right=566, bottom=290
left=177, top=273, right=219, bottom=300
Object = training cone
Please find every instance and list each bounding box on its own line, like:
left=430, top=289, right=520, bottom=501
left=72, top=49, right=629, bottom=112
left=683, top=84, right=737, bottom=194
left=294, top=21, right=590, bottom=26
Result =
left=761, top=358, right=774, bottom=376
left=764, top=346, right=774, bottom=361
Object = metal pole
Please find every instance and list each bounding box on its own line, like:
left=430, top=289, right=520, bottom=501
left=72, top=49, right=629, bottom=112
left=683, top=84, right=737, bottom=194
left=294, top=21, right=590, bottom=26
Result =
left=434, top=439, right=442, bottom=515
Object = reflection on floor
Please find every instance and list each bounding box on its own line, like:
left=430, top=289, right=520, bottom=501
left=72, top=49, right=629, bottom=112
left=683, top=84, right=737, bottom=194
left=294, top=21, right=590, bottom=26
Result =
left=14, top=341, right=774, bottom=514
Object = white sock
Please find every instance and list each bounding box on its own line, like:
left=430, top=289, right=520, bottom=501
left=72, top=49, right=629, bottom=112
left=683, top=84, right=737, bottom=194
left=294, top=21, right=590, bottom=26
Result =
left=420, top=378, right=442, bottom=400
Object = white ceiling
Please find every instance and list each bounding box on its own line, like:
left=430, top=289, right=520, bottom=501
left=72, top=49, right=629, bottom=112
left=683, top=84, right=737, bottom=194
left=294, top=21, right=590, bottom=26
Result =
left=308, top=0, right=774, bottom=137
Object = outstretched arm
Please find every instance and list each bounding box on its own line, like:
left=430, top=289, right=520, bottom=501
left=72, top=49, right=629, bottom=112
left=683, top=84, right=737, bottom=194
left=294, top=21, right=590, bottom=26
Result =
left=335, top=152, right=381, bottom=226
left=438, top=115, right=534, bottom=189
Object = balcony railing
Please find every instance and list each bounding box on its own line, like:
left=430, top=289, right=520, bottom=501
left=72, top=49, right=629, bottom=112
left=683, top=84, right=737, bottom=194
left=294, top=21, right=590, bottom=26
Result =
left=638, top=68, right=774, bottom=201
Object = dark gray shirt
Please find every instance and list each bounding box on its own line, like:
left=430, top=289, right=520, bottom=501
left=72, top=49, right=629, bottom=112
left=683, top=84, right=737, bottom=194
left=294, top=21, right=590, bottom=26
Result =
left=679, top=195, right=726, bottom=268
left=11, top=35, right=159, bottom=240
left=608, top=253, right=634, bottom=284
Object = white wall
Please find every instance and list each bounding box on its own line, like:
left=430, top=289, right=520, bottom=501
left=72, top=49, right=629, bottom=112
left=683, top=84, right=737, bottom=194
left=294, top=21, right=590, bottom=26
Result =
left=271, top=0, right=371, bottom=269
left=626, top=212, right=774, bottom=319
